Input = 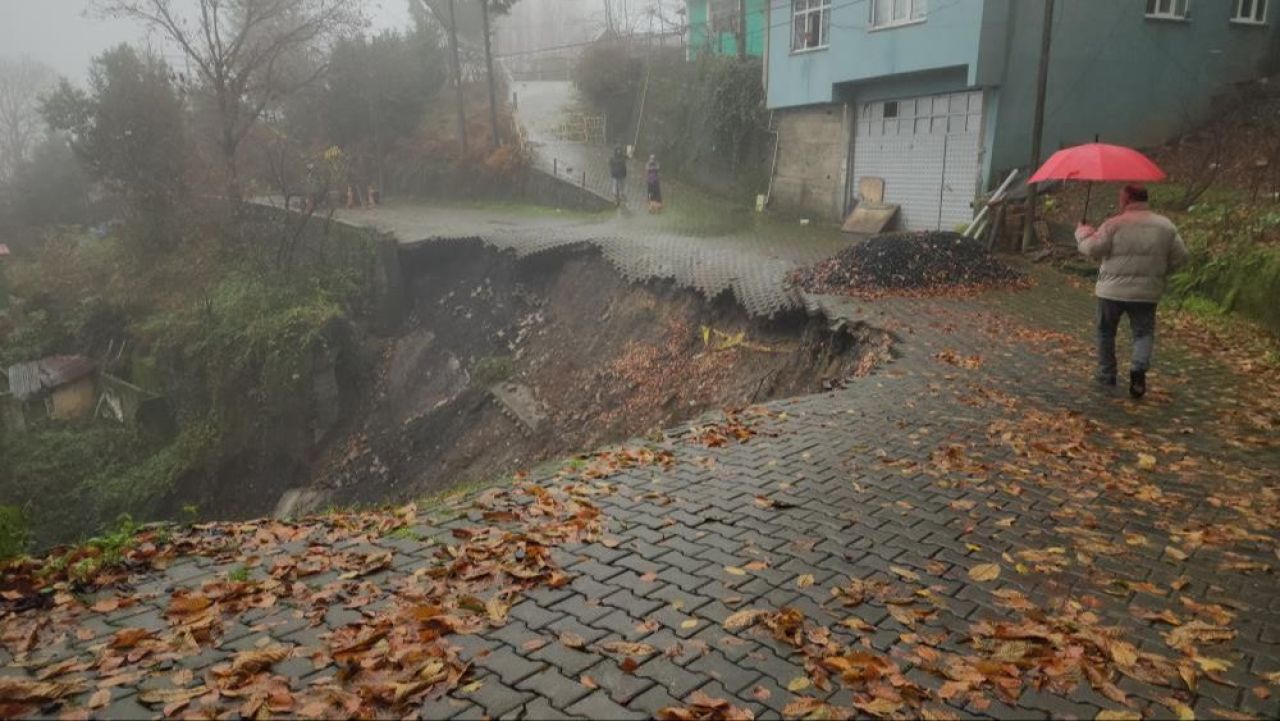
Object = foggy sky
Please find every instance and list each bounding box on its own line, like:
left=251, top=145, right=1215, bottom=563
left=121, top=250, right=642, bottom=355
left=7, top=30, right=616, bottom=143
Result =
left=0, top=0, right=413, bottom=83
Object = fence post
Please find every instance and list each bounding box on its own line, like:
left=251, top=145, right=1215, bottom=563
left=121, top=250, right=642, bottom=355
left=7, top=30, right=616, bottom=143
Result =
left=581, top=170, right=586, bottom=187
left=553, top=158, right=558, bottom=175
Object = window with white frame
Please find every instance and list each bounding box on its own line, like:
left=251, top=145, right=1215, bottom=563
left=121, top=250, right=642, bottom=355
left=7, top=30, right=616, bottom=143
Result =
left=1233, top=0, right=1268, bottom=23
left=1145, top=0, right=1190, bottom=19
left=870, top=0, right=927, bottom=29
left=792, top=0, right=830, bottom=51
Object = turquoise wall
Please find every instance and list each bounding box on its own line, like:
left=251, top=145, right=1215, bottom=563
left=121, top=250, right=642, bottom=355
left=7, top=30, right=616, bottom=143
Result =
left=987, top=0, right=1279, bottom=181
left=688, top=0, right=767, bottom=58
left=766, top=0, right=1278, bottom=189
left=766, top=0, right=984, bottom=107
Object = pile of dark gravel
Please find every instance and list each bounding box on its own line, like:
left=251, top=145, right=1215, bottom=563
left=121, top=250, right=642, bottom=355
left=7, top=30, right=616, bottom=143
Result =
left=790, top=231, right=1026, bottom=297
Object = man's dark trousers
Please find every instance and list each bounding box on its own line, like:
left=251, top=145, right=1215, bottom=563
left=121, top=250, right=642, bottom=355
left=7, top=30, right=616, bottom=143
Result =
left=1096, top=298, right=1156, bottom=384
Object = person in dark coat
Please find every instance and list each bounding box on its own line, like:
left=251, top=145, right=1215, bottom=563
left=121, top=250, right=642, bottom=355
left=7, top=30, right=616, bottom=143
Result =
left=608, top=146, right=627, bottom=205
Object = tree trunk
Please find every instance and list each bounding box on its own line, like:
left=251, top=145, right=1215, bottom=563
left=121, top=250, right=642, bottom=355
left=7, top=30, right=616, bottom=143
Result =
left=446, top=0, right=469, bottom=157
left=480, top=0, right=500, bottom=148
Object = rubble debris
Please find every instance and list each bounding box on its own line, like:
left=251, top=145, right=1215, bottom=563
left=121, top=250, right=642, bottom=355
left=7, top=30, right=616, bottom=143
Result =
left=789, top=231, right=1028, bottom=298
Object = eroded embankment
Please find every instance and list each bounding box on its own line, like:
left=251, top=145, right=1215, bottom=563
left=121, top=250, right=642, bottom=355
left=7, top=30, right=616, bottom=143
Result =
left=297, top=241, right=888, bottom=512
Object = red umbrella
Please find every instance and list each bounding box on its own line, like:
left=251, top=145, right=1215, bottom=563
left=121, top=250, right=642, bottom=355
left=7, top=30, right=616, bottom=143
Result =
left=1029, top=142, right=1166, bottom=221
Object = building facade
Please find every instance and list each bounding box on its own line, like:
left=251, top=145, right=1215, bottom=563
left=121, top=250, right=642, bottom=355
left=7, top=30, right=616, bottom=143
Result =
left=687, top=0, right=768, bottom=58
left=765, top=0, right=1280, bottom=229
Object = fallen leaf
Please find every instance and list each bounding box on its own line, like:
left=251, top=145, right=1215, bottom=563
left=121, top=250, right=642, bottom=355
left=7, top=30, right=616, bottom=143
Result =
left=522, top=638, right=549, bottom=652
left=137, top=686, right=208, bottom=708
left=1165, top=546, right=1189, bottom=562
left=795, top=574, right=815, bottom=589
left=1159, top=697, right=1196, bottom=721
left=598, top=640, right=655, bottom=657
left=723, top=609, right=765, bottom=631
left=1194, top=656, right=1232, bottom=673
left=559, top=631, right=586, bottom=650
left=786, top=676, right=810, bottom=692
left=486, top=596, right=510, bottom=624
left=751, top=685, right=771, bottom=702
left=619, top=657, right=639, bottom=673
left=724, top=566, right=746, bottom=576
left=230, top=645, right=290, bottom=675
left=79, top=687, right=111, bottom=710
left=580, top=674, right=598, bottom=689
left=840, top=617, right=873, bottom=633
left=890, top=566, right=920, bottom=582
left=921, top=705, right=962, bottom=721
left=1095, top=711, right=1141, bottom=721
left=1137, top=453, right=1157, bottom=471
left=109, top=628, right=153, bottom=649
left=680, top=619, right=699, bottom=630
left=855, top=697, right=904, bottom=716
left=1109, top=641, right=1138, bottom=667
left=968, top=563, right=1000, bottom=582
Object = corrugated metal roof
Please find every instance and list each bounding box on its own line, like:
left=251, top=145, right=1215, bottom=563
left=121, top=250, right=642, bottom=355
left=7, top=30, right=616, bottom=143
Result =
left=7, top=362, right=42, bottom=400
left=39, top=356, right=95, bottom=389
left=5, top=356, right=95, bottom=401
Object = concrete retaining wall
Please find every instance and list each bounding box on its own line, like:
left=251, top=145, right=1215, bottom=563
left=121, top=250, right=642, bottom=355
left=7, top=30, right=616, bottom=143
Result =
left=770, top=103, right=848, bottom=223
left=521, top=168, right=615, bottom=213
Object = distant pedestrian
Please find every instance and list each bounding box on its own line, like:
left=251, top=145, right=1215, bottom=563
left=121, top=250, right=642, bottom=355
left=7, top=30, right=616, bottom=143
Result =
left=645, top=155, right=663, bottom=213
left=609, top=146, right=627, bottom=206
left=1075, top=184, right=1190, bottom=399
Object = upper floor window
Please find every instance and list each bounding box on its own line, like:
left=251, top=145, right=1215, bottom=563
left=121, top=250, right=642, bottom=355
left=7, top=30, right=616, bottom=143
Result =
left=1233, top=0, right=1268, bottom=23
left=792, top=0, right=831, bottom=51
left=1145, top=0, right=1190, bottom=20
left=870, top=0, right=927, bottom=29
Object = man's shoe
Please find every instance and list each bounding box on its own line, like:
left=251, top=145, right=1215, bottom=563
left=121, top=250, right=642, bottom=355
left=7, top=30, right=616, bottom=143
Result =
left=1129, top=370, right=1147, bottom=399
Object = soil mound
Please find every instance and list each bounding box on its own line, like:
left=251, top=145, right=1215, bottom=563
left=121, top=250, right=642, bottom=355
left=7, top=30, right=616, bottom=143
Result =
left=790, top=231, right=1027, bottom=297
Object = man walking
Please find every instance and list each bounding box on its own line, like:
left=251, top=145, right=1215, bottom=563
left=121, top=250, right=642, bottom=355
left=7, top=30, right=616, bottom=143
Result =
left=609, top=146, right=628, bottom=206
left=1075, top=184, right=1190, bottom=399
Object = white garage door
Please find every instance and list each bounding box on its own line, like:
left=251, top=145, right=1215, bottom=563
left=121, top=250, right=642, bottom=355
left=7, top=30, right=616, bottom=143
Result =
left=851, top=91, right=984, bottom=231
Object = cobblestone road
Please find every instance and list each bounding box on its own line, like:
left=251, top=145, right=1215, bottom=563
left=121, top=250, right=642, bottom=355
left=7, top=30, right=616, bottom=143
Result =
left=3, top=211, right=1277, bottom=720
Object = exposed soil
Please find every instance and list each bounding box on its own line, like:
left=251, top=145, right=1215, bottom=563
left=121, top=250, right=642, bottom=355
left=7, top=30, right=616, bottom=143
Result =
left=305, top=243, right=887, bottom=510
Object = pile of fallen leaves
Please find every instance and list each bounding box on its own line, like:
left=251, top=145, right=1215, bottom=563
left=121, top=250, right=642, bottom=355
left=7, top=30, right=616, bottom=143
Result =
left=789, top=232, right=1028, bottom=298
left=0, top=482, right=603, bottom=718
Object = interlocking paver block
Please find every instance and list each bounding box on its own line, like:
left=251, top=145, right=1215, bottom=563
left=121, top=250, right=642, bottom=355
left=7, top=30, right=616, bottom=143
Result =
left=564, top=690, right=648, bottom=720
left=580, top=659, right=655, bottom=705
left=516, top=667, right=593, bottom=709
left=476, top=647, right=545, bottom=686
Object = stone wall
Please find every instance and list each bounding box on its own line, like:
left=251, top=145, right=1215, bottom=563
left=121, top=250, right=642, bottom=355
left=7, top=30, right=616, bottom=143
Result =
left=769, top=103, right=848, bottom=223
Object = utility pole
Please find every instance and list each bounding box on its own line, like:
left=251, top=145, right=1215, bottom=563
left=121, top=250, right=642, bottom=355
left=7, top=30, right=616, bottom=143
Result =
left=445, top=0, right=469, bottom=156
left=479, top=0, right=500, bottom=148
left=737, top=0, right=747, bottom=59
left=1022, top=0, right=1054, bottom=252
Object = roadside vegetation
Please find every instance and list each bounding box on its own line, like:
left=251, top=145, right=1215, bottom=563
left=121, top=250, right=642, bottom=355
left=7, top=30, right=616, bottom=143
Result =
left=1040, top=84, right=1280, bottom=342
left=0, top=2, right=529, bottom=554
left=574, top=42, right=771, bottom=203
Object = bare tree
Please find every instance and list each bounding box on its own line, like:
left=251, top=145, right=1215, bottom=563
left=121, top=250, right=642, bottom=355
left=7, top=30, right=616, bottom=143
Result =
left=94, top=0, right=364, bottom=208
left=0, top=56, right=57, bottom=182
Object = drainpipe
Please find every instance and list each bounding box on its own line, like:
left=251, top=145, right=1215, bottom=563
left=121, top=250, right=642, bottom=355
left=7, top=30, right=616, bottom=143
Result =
left=764, top=111, right=779, bottom=207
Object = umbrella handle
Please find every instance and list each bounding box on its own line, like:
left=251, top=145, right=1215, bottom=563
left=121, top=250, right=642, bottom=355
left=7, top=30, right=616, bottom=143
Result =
left=1081, top=182, right=1092, bottom=225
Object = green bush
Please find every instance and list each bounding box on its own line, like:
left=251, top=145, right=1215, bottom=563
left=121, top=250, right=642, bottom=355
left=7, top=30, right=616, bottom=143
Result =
left=471, top=355, right=514, bottom=387
left=0, top=506, right=30, bottom=560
